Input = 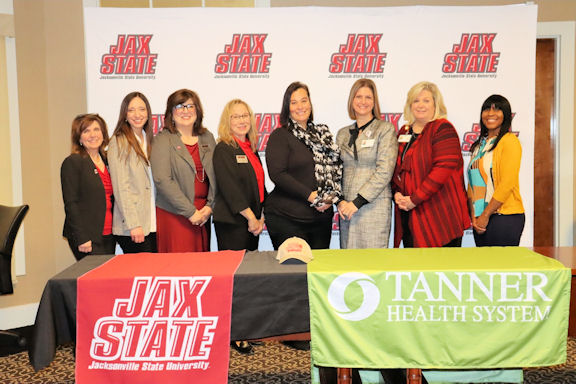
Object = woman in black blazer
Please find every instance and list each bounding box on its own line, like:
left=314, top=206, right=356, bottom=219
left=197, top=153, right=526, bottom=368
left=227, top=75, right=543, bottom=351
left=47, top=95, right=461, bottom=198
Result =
left=213, top=99, right=266, bottom=253
left=61, top=114, right=116, bottom=260
left=213, top=99, right=266, bottom=355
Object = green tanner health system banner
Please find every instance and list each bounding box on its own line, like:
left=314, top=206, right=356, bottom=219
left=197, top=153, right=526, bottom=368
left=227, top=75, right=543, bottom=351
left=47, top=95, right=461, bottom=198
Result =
left=308, top=247, right=570, bottom=369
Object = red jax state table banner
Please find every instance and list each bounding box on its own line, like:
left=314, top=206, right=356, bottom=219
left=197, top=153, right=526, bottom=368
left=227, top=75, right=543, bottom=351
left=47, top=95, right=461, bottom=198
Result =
left=84, top=5, right=537, bottom=249
left=308, top=247, right=570, bottom=369
left=76, top=251, right=244, bottom=384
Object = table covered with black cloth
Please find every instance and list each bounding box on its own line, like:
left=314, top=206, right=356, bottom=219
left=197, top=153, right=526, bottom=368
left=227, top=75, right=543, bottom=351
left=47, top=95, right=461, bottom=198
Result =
left=28, top=251, right=309, bottom=371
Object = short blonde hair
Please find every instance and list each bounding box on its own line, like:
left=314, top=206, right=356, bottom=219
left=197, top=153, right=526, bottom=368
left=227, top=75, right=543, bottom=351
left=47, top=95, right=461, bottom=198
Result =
left=347, top=78, right=382, bottom=121
left=403, top=81, right=447, bottom=126
left=217, top=99, right=258, bottom=152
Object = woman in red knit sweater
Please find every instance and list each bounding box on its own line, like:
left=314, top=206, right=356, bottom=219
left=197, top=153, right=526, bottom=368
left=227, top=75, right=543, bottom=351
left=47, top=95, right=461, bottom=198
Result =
left=393, top=81, right=470, bottom=248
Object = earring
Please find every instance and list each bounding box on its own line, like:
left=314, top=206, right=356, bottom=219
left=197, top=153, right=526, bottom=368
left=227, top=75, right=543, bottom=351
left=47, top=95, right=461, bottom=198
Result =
left=80, top=141, right=83, bottom=147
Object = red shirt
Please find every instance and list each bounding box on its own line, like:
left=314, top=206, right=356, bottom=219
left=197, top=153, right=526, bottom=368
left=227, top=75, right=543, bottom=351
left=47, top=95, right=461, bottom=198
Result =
left=97, top=166, right=113, bottom=235
left=235, top=138, right=265, bottom=203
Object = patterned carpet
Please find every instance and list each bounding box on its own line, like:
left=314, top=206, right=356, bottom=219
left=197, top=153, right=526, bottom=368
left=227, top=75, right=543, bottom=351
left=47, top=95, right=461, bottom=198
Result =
left=1, top=339, right=575, bottom=383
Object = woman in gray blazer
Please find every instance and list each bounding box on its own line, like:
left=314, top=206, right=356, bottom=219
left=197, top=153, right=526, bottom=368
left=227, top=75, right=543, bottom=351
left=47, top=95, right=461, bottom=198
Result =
left=108, top=92, right=157, bottom=253
left=336, top=79, right=398, bottom=249
left=150, top=89, right=216, bottom=252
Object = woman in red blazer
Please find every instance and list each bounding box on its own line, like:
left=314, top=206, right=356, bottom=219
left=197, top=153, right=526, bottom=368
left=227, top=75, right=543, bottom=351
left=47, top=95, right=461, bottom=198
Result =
left=393, top=81, right=470, bottom=248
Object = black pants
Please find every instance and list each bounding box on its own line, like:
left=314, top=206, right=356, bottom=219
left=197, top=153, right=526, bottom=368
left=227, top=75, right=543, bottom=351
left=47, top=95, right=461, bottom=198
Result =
left=265, top=212, right=333, bottom=250
left=115, top=232, right=157, bottom=254
left=474, top=213, right=525, bottom=247
left=68, top=234, right=116, bottom=261
left=214, top=221, right=259, bottom=251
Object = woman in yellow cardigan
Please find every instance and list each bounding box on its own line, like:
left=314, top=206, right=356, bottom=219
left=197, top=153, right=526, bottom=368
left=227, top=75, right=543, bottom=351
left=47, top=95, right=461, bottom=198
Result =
left=467, top=94, right=524, bottom=246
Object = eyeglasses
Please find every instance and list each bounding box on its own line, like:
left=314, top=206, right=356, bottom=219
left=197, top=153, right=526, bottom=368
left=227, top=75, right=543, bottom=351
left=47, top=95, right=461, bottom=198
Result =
left=231, top=113, right=250, bottom=121
left=174, top=103, right=195, bottom=112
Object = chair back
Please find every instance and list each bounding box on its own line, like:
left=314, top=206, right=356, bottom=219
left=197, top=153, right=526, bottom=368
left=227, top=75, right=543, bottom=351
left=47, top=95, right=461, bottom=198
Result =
left=0, top=204, right=29, bottom=294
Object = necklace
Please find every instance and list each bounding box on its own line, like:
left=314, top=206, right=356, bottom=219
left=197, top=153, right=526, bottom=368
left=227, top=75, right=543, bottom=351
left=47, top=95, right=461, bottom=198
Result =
left=90, top=154, right=102, bottom=163
left=195, top=168, right=205, bottom=182
left=90, top=153, right=104, bottom=170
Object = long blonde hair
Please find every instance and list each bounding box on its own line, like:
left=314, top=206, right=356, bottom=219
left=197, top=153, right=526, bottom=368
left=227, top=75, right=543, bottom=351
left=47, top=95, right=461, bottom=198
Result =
left=217, top=99, right=258, bottom=152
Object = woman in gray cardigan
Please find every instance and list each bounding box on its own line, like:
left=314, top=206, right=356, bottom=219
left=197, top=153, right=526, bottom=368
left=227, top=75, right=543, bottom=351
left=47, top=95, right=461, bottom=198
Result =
left=150, top=89, right=216, bottom=252
left=108, top=92, right=157, bottom=253
left=336, top=79, right=398, bottom=249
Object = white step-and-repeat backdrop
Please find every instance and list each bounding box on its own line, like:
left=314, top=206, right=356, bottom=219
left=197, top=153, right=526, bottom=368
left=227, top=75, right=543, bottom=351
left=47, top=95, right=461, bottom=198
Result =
left=84, top=5, right=536, bottom=249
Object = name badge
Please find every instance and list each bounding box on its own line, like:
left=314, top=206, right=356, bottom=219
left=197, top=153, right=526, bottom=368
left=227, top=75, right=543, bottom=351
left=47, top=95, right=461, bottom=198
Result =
left=398, top=134, right=412, bottom=143
left=236, top=155, right=248, bottom=163
left=361, top=139, right=375, bottom=148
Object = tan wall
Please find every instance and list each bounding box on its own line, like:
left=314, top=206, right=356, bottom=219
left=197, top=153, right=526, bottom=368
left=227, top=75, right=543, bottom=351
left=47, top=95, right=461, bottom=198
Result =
left=271, top=0, right=576, bottom=22
left=1, top=0, right=574, bottom=318
left=0, top=36, right=12, bottom=205
left=0, top=13, right=15, bottom=205
left=0, top=0, right=86, bottom=310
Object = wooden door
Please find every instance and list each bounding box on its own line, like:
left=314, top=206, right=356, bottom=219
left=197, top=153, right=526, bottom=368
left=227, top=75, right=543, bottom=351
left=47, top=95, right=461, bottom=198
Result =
left=534, top=38, right=556, bottom=246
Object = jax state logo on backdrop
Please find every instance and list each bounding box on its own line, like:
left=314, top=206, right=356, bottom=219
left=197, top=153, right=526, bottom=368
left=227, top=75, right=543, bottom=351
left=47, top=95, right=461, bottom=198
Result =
left=461, top=114, right=518, bottom=153
left=254, top=113, right=280, bottom=153
left=214, top=34, right=271, bottom=79
left=442, top=33, right=500, bottom=79
left=380, top=113, right=404, bottom=133
left=151, top=114, right=165, bottom=135
left=100, top=34, right=157, bottom=80
left=329, top=34, right=387, bottom=79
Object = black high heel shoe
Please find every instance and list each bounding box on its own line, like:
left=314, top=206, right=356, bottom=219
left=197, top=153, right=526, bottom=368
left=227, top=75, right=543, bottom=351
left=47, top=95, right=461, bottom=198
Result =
left=231, top=340, right=253, bottom=355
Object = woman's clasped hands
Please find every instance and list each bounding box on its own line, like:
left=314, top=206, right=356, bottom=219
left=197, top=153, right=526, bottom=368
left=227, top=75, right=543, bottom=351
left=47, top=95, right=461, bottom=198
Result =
left=189, top=206, right=212, bottom=226
left=394, top=192, right=416, bottom=211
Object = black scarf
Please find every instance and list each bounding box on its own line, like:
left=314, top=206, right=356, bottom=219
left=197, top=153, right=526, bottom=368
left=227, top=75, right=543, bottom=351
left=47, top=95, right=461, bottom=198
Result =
left=348, top=117, right=376, bottom=160
left=288, top=119, right=342, bottom=207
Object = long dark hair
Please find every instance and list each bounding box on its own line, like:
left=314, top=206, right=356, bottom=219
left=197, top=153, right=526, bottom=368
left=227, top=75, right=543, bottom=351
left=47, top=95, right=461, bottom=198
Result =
left=470, top=94, right=513, bottom=153
left=279, top=81, right=313, bottom=128
left=112, top=92, right=153, bottom=165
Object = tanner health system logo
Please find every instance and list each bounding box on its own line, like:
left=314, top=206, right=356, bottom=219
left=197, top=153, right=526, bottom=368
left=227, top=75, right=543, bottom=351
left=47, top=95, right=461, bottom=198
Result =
left=100, top=35, right=157, bottom=79
left=328, top=272, right=380, bottom=321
